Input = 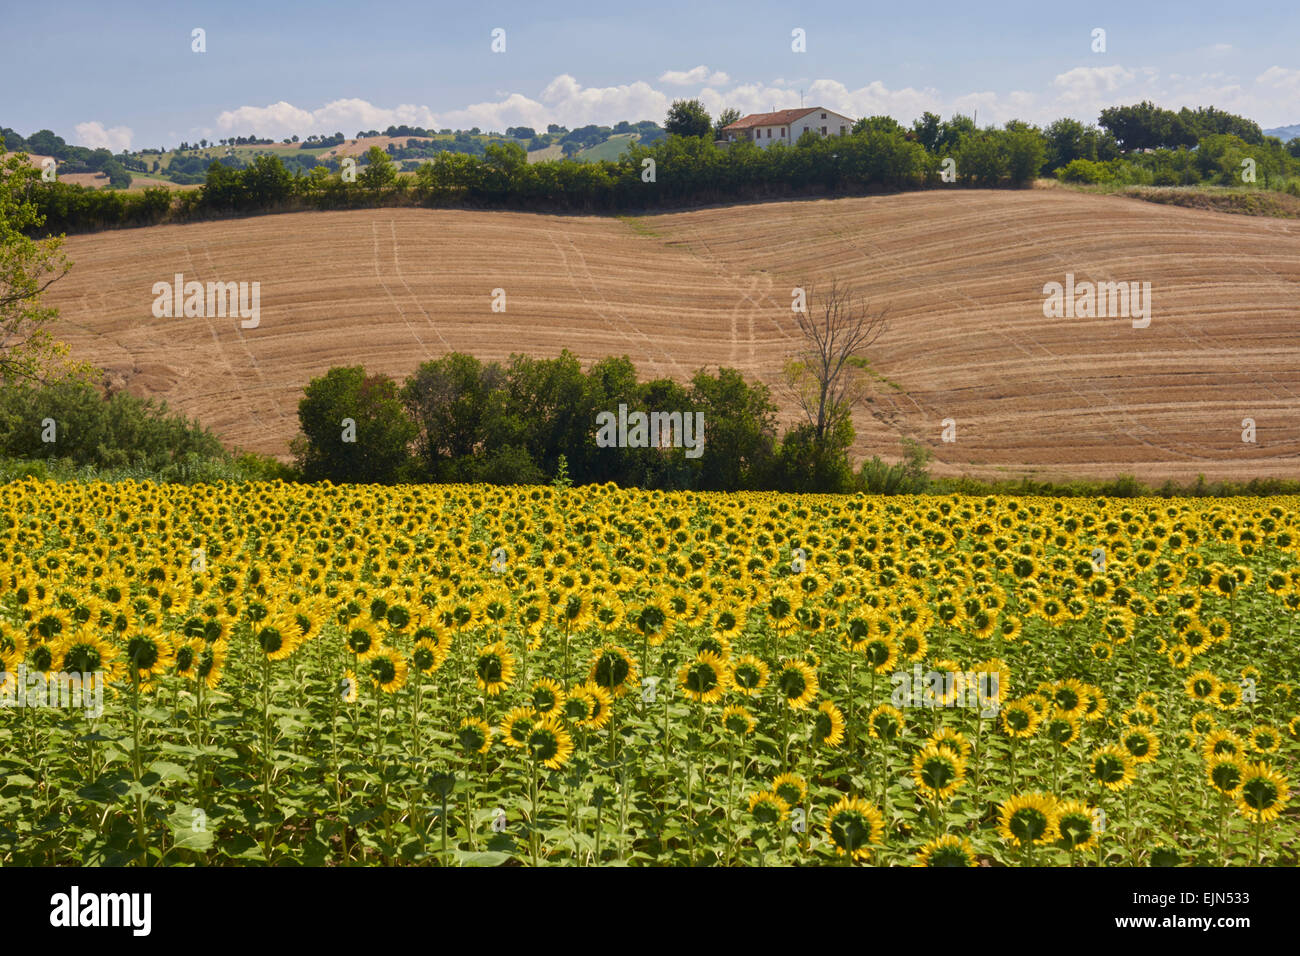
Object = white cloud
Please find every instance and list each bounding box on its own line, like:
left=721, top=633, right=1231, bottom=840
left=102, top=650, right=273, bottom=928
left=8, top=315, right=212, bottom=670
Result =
left=659, top=65, right=730, bottom=86
left=206, top=64, right=1300, bottom=145
left=74, top=121, right=133, bottom=152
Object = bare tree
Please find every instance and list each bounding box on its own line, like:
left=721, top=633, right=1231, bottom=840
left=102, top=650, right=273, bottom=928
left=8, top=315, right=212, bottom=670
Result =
left=784, top=279, right=889, bottom=445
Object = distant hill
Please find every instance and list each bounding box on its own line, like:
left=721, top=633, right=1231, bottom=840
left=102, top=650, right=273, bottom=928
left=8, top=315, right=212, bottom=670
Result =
left=3, top=121, right=667, bottom=189
left=1264, top=123, right=1300, bottom=141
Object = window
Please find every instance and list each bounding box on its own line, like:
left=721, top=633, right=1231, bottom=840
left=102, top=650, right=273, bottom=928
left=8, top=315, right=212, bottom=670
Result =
left=766, top=128, right=771, bottom=138
left=821, top=126, right=827, bottom=135
left=820, top=112, right=826, bottom=119
left=780, top=128, right=785, bottom=137
left=840, top=125, right=846, bottom=135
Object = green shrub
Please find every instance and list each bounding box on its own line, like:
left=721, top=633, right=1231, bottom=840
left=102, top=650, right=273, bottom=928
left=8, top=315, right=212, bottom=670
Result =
left=1057, top=159, right=1110, bottom=184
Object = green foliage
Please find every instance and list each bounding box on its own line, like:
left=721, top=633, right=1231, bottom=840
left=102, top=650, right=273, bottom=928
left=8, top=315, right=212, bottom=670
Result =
left=0, top=139, right=74, bottom=382
left=955, top=131, right=1007, bottom=186
left=1002, top=125, right=1048, bottom=186
left=858, top=438, right=932, bottom=494
left=0, top=376, right=235, bottom=471
left=1057, top=159, right=1112, bottom=184
left=712, top=108, right=741, bottom=140
left=664, top=99, right=712, bottom=139
left=293, top=366, right=416, bottom=483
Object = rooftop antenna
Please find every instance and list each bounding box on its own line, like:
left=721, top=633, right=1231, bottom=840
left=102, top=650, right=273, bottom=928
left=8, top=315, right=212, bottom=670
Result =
left=800, top=89, right=804, bottom=108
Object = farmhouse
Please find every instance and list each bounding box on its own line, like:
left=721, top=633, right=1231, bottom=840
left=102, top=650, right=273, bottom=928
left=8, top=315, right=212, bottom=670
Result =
left=719, top=107, right=855, bottom=148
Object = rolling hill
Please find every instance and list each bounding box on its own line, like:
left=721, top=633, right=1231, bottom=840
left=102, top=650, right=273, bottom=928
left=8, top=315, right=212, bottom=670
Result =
left=40, top=188, right=1300, bottom=482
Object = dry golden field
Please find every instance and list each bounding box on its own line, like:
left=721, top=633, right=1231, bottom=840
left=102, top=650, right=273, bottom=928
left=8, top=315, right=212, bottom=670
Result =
left=42, top=189, right=1300, bottom=481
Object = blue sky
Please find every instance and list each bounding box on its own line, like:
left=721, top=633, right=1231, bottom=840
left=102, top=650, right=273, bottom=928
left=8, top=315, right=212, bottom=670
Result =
left=5, top=0, right=1298, bottom=151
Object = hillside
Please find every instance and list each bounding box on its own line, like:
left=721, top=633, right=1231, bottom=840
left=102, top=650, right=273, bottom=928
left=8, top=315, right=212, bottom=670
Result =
left=41, top=189, right=1300, bottom=482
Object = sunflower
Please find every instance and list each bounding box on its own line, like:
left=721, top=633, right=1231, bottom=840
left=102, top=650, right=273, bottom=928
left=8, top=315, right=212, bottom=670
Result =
left=1202, top=729, right=1246, bottom=761
left=627, top=595, right=672, bottom=646
left=1121, top=727, right=1160, bottom=763
left=1189, top=710, right=1218, bottom=737
left=678, top=651, right=729, bottom=704
left=1249, top=725, right=1280, bottom=754
left=912, top=744, right=966, bottom=801
left=457, top=717, right=492, bottom=755
left=51, top=629, right=118, bottom=682
left=344, top=622, right=381, bottom=659
left=748, top=791, right=789, bottom=825
left=1000, top=699, right=1041, bottom=739
left=729, top=654, right=769, bottom=696
left=997, top=792, right=1060, bottom=847
left=1214, top=682, right=1241, bottom=710
left=196, top=641, right=228, bottom=690
left=713, top=607, right=745, bottom=640
left=772, top=772, right=808, bottom=808
left=762, top=586, right=801, bottom=634
left=1050, top=799, right=1097, bottom=853
left=122, top=627, right=176, bottom=686
left=172, top=637, right=204, bottom=680
left=824, top=795, right=884, bottom=860
left=475, top=641, right=515, bottom=696
left=1205, top=753, right=1246, bottom=795
left=722, top=704, right=755, bottom=736
left=589, top=645, right=638, bottom=698
left=1185, top=670, right=1219, bottom=702
left=1088, top=744, right=1137, bottom=792
left=775, top=658, right=818, bottom=710
left=930, top=727, right=972, bottom=761
left=1234, top=763, right=1290, bottom=824
left=576, top=682, right=613, bottom=730
left=555, top=590, right=594, bottom=632
left=867, top=704, right=904, bottom=741
left=913, top=834, right=977, bottom=867
left=1050, top=678, right=1088, bottom=715
left=1043, top=711, right=1082, bottom=748
left=526, top=716, right=575, bottom=770
left=813, top=700, right=846, bottom=747
left=254, top=614, right=302, bottom=662
left=530, top=678, right=566, bottom=716
left=563, top=685, right=595, bottom=724
left=365, top=646, right=407, bottom=693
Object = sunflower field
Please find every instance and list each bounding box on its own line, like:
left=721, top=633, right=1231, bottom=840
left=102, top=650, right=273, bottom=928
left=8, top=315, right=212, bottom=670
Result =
left=0, top=479, right=1296, bottom=866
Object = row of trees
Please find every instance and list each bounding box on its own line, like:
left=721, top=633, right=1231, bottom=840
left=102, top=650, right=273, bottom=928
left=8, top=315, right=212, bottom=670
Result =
left=292, top=280, right=912, bottom=494
left=293, top=353, right=806, bottom=490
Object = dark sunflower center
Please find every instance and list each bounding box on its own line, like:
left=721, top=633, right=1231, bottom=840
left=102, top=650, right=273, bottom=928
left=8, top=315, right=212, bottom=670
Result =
left=478, top=656, right=503, bottom=683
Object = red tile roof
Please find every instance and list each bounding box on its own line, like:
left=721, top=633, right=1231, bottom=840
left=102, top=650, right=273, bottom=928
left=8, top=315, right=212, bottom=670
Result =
left=722, top=108, right=819, bottom=131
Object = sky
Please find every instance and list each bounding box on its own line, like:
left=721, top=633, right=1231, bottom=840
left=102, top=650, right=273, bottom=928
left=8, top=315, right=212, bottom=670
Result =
left=5, top=0, right=1299, bottom=152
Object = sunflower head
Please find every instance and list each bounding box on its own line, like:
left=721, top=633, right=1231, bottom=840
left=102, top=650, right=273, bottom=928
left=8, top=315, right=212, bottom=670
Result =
left=1235, top=763, right=1290, bottom=823
left=911, top=743, right=966, bottom=801
left=775, top=658, right=818, bottom=710
left=748, top=791, right=789, bottom=826
left=914, top=834, right=977, bottom=867
left=997, top=792, right=1060, bottom=847
left=526, top=716, right=574, bottom=770
left=678, top=651, right=729, bottom=704
left=813, top=700, right=845, bottom=747
left=1054, top=799, right=1099, bottom=852
left=722, top=704, right=755, bottom=736
left=457, top=717, right=492, bottom=755
left=589, top=645, right=638, bottom=698
left=825, top=795, right=884, bottom=860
